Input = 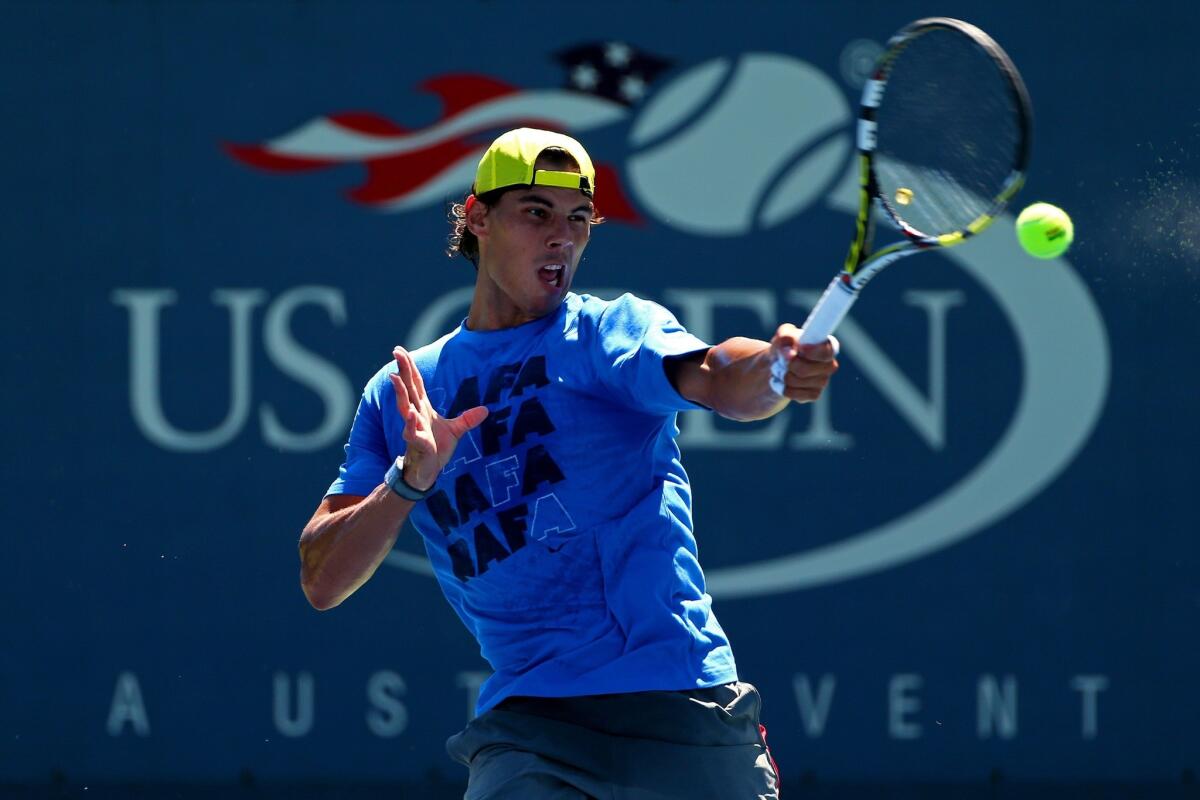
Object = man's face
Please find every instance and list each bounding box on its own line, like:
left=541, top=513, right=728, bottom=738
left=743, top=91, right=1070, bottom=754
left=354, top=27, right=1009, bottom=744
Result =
left=471, top=167, right=594, bottom=327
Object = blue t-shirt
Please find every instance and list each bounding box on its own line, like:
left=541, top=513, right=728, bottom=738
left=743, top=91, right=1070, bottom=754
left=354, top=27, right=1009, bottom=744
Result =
left=328, top=292, right=738, bottom=714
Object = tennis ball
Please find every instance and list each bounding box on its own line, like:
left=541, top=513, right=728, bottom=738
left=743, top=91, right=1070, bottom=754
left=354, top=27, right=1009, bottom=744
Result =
left=1016, top=202, right=1074, bottom=259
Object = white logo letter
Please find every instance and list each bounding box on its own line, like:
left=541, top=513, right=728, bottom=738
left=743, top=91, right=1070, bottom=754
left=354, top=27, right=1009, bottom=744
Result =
left=531, top=493, right=576, bottom=541
left=260, top=286, right=355, bottom=452
left=888, top=673, right=922, bottom=740
left=790, top=288, right=964, bottom=450
left=977, top=674, right=1018, bottom=739
left=273, top=671, right=315, bottom=737
left=1070, top=674, right=1108, bottom=740
left=112, top=288, right=265, bottom=452
left=366, top=670, right=408, bottom=737
left=106, top=671, right=151, bottom=737
left=792, top=673, right=836, bottom=737
left=457, top=671, right=490, bottom=722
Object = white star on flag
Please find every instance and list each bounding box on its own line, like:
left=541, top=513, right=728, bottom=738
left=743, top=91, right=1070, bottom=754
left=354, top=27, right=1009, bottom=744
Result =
left=571, top=62, right=600, bottom=91
left=604, top=41, right=632, bottom=68
left=619, top=74, right=647, bottom=102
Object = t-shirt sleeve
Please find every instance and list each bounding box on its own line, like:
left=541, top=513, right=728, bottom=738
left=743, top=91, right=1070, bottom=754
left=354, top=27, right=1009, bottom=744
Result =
left=326, top=372, right=395, bottom=497
left=587, top=293, right=711, bottom=415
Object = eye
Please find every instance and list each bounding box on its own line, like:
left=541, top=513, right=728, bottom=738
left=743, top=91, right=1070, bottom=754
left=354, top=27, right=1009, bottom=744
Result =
left=525, top=207, right=548, bottom=219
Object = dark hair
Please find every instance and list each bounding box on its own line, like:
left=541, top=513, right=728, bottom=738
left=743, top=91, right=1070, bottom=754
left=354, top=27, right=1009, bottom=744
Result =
left=446, top=147, right=604, bottom=266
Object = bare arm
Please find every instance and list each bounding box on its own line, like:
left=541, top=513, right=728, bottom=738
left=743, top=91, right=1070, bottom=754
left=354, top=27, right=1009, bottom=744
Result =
left=298, top=346, right=488, bottom=610
left=299, top=490, right=416, bottom=610
left=668, top=323, right=839, bottom=421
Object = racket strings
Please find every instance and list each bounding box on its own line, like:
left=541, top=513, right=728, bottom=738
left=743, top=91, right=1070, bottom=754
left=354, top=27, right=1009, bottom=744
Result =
left=873, top=27, right=1023, bottom=237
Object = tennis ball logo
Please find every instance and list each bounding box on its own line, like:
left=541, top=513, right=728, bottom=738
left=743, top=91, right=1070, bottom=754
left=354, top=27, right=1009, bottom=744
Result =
left=627, top=54, right=852, bottom=236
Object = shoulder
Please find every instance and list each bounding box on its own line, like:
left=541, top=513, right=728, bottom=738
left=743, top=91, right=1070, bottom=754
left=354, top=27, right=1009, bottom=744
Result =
left=411, top=329, right=458, bottom=374
left=574, top=292, right=679, bottom=334
left=361, top=329, right=459, bottom=400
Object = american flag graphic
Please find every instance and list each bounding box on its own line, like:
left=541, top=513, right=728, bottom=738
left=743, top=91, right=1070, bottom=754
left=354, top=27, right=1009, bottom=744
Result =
left=225, top=42, right=673, bottom=223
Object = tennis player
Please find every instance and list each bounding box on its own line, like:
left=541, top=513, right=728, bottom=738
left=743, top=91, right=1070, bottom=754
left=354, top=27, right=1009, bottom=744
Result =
left=299, top=128, right=838, bottom=799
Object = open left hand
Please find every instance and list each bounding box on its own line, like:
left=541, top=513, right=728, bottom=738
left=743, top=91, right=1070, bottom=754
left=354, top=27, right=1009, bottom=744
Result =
left=389, top=346, right=489, bottom=490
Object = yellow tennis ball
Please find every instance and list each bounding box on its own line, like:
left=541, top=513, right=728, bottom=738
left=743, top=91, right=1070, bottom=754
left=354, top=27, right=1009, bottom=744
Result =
left=1016, top=202, right=1074, bottom=259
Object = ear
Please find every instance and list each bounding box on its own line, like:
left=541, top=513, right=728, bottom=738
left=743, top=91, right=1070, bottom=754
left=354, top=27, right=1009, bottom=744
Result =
left=465, top=196, right=490, bottom=239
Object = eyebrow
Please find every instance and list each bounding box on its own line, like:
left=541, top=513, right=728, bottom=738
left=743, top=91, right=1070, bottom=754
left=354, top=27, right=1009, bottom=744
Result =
left=516, top=193, right=594, bottom=215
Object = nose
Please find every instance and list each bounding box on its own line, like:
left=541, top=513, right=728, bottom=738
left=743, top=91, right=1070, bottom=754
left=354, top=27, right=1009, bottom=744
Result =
left=545, top=216, right=573, bottom=251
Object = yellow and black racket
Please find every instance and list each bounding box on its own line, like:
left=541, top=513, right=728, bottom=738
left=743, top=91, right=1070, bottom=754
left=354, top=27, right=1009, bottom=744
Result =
left=776, top=17, right=1032, bottom=389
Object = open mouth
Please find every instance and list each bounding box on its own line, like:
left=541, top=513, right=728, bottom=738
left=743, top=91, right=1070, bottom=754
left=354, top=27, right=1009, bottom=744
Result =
left=538, top=264, right=565, bottom=288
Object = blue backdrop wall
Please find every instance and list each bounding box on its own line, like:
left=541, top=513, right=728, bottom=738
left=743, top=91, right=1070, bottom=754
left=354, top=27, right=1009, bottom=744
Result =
left=3, top=0, right=1198, bottom=793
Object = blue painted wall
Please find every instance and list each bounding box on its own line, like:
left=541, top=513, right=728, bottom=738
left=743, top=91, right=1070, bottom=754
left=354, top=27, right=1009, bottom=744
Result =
left=3, top=0, right=1197, bottom=791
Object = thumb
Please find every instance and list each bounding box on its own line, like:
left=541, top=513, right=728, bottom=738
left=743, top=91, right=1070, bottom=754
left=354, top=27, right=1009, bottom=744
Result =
left=450, top=405, right=489, bottom=434
left=772, top=324, right=800, bottom=360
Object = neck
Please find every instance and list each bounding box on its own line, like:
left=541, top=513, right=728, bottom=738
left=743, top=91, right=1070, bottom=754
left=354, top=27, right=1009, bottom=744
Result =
left=465, top=268, right=554, bottom=332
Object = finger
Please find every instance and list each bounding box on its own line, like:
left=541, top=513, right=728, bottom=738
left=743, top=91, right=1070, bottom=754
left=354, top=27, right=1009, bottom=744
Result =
left=783, top=386, right=824, bottom=403
left=787, top=357, right=839, bottom=378
left=389, top=371, right=412, bottom=413
left=448, top=405, right=490, bottom=436
left=404, top=405, right=426, bottom=438
left=797, top=339, right=838, bottom=363
left=768, top=324, right=803, bottom=396
left=782, top=372, right=831, bottom=398
left=414, top=369, right=439, bottom=417
left=395, top=345, right=429, bottom=398
left=771, top=323, right=801, bottom=359
left=394, top=346, right=425, bottom=405
left=390, top=374, right=426, bottom=434
left=407, top=350, right=430, bottom=398
left=783, top=371, right=833, bottom=391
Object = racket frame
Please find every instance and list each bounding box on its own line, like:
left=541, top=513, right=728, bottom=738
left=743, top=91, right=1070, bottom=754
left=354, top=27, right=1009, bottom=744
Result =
left=793, top=17, right=1032, bottom=348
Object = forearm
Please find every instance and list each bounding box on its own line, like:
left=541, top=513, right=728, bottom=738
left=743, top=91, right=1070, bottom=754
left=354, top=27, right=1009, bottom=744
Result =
left=298, top=484, right=416, bottom=610
left=697, top=337, right=790, bottom=421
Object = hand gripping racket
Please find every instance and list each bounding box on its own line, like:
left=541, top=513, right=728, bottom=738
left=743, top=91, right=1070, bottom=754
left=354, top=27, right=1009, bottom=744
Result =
left=773, top=17, right=1032, bottom=394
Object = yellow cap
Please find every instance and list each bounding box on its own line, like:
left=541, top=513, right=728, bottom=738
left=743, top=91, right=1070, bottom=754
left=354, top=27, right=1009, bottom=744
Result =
left=473, top=128, right=595, bottom=197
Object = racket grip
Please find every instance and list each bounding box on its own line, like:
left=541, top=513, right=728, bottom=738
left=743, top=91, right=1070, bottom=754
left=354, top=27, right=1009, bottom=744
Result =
left=799, top=275, right=858, bottom=344
left=769, top=275, right=858, bottom=396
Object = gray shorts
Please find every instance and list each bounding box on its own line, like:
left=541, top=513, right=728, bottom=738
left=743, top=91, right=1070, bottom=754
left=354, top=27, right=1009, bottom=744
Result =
left=445, top=681, right=780, bottom=800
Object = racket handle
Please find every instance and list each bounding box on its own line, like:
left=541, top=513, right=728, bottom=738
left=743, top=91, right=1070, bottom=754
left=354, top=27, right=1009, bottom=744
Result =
left=799, top=275, right=858, bottom=344
left=770, top=275, right=858, bottom=395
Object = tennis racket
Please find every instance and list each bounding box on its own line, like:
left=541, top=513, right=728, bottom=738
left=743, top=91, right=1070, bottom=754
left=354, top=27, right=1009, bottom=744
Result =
left=773, top=17, right=1032, bottom=393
